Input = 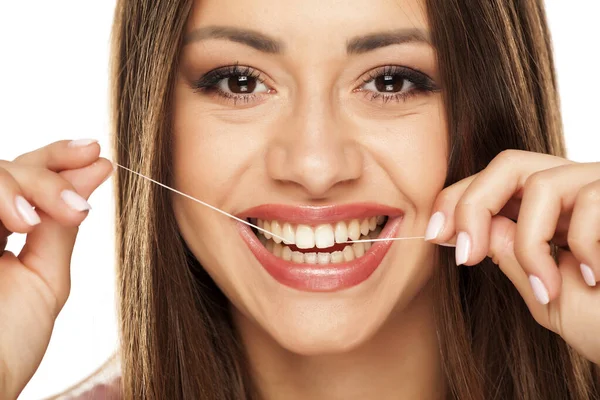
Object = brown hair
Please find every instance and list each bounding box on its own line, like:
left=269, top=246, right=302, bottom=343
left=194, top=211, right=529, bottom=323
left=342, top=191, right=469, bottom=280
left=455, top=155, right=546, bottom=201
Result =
left=427, top=1, right=599, bottom=399
left=107, top=0, right=600, bottom=399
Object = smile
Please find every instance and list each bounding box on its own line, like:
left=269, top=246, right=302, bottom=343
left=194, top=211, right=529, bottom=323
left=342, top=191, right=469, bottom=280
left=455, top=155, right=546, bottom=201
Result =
left=237, top=204, right=403, bottom=292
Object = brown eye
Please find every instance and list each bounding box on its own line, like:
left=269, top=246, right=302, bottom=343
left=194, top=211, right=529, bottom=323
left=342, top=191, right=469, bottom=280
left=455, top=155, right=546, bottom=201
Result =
left=373, top=74, right=410, bottom=93
left=228, top=75, right=258, bottom=94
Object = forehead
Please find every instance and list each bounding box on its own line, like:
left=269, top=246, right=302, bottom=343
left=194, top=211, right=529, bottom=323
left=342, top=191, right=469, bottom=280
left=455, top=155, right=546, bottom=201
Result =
left=185, top=0, right=429, bottom=39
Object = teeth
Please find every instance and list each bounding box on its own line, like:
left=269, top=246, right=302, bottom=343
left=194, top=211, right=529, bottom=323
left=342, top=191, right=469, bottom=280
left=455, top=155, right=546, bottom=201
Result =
left=360, top=219, right=370, bottom=236
left=343, top=246, right=355, bottom=262
left=353, top=242, right=365, bottom=257
left=331, top=251, right=344, bottom=263
left=304, top=252, right=317, bottom=264
left=254, top=215, right=388, bottom=263
left=334, top=221, right=348, bottom=244
left=273, top=243, right=283, bottom=257
left=348, top=219, right=361, bottom=241
left=296, top=224, right=315, bottom=249
left=282, top=246, right=292, bottom=261
left=318, top=252, right=331, bottom=264
left=282, top=223, right=295, bottom=245
left=271, top=220, right=282, bottom=243
left=315, top=224, right=335, bottom=249
left=292, top=251, right=304, bottom=264
left=263, top=220, right=272, bottom=239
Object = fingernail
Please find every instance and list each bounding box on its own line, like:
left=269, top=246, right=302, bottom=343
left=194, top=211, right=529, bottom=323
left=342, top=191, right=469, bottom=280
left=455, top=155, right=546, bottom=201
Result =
left=68, top=138, right=98, bottom=148
left=425, top=211, right=445, bottom=241
left=455, top=231, right=471, bottom=265
left=580, top=264, right=597, bottom=287
left=528, top=275, right=549, bottom=305
left=60, top=190, right=92, bottom=211
left=15, top=196, right=41, bottom=226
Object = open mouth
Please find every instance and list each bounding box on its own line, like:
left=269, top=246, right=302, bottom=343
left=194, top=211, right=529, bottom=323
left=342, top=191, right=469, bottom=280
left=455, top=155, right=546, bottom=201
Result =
left=236, top=204, right=402, bottom=292
left=249, top=216, right=388, bottom=265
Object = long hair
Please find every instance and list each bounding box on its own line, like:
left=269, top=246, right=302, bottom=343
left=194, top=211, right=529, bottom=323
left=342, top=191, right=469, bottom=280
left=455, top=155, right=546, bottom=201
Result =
left=108, top=0, right=599, bottom=398
left=427, top=1, right=599, bottom=399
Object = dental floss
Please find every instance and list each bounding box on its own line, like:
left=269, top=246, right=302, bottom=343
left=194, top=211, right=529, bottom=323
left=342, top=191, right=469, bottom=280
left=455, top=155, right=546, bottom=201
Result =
left=113, top=163, right=426, bottom=244
left=114, top=163, right=287, bottom=243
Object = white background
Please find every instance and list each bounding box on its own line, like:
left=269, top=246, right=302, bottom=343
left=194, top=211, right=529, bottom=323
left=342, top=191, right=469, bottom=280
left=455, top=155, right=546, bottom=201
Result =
left=0, top=1, right=598, bottom=399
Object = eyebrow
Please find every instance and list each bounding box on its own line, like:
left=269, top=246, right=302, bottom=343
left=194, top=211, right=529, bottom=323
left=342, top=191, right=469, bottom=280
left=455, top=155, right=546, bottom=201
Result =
left=346, top=29, right=430, bottom=54
left=183, top=26, right=430, bottom=55
left=183, top=26, right=284, bottom=54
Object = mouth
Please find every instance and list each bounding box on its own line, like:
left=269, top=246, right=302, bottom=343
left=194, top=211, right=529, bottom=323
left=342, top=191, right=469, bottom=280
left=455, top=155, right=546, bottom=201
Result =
left=237, top=204, right=403, bottom=292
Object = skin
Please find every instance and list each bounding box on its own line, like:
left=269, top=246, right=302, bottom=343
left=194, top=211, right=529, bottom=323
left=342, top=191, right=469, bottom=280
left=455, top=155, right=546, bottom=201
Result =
left=0, top=0, right=598, bottom=398
left=173, top=0, right=447, bottom=398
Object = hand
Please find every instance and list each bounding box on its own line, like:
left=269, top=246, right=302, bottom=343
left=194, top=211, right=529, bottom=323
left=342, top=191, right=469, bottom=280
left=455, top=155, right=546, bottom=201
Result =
left=425, top=150, right=600, bottom=364
left=0, top=140, right=113, bottom=398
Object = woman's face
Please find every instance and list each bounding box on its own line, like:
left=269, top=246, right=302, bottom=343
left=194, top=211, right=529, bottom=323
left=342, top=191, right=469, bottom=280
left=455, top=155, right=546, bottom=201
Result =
left=172, top=0, right=447, bottom=354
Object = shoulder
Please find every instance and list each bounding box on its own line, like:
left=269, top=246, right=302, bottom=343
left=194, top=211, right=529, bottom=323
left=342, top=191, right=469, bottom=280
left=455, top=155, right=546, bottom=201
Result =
left=49, top=354, right=122, bottom=400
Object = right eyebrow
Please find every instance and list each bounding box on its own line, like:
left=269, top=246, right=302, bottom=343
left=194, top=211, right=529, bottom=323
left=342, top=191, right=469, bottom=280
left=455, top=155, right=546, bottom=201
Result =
left=183, top=26, right=284, bottom=54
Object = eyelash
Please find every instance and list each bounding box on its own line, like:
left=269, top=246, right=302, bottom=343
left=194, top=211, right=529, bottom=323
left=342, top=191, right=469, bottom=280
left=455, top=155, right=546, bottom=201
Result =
left=192, top=65, right=268, bottom=105
left=357, top=65, right=439, bottom=103
left=191, top=64, right=438, bottom=105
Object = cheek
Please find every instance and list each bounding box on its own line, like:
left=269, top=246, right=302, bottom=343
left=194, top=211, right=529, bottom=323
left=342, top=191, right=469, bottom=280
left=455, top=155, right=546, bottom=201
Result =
left=361, top=101, right=448, bottom=216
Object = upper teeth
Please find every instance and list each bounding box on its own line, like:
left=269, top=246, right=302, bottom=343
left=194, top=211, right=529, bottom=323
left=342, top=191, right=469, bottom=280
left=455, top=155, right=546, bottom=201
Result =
left=256, top=216, right=385, bottom=249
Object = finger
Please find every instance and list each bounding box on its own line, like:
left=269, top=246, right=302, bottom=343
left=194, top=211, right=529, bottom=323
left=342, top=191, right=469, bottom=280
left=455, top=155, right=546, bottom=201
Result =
left=0, top=166, right=42, bottom=235
left=428, top=151, right=570, bottom=268
left=567, top=179, right=600, bottom=287
left=17, top=158, right=113, bottom=311
left=553, top=249, right=600, bottom=363
left=424, top=174, right=477, bottom=242
left=11, top=139, right=100, bottom=172
left=487, top=215, right=552, bottom=329
left=5, top=163, right=93, bottom=228
left=516, top=164, right=600, bottom=303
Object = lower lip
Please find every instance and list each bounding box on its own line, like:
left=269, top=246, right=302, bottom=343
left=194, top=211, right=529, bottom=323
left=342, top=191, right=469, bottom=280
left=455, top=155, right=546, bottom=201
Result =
left=237, top=217, right=402, bottom=292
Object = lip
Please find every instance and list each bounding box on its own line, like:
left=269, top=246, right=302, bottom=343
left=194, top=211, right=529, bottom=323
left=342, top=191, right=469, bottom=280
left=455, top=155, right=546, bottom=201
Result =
left=238, top=203, right=403, bottom=225
left=236, top=204, right=403, bottom=292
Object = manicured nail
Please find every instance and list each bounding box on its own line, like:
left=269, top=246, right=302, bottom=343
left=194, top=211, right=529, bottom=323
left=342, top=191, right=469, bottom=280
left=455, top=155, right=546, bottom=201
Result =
left=455, top=232, right=471, bottom=265
left=425, top=212, right=445, bottom=241
left=68, top=138, right=98, bottom=148
left=529, top=275, right=549, bottom=305
left=580, top=264, right=596, bottom=287
left=60, top=190, right=92, bottom=211
left=15, top=196, right=41, bottom=226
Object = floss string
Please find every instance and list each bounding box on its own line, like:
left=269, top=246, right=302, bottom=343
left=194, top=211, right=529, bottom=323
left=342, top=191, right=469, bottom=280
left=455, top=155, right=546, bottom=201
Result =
left=113, top=163, right=426, bottom=244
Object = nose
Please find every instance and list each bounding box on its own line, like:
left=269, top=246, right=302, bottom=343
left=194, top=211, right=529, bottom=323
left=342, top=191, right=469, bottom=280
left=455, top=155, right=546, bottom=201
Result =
left=265, top=95, right=363, bottom=199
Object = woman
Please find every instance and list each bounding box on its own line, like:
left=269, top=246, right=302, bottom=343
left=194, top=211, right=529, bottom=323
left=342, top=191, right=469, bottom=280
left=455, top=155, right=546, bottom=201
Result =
left=0, top=0, right=598, bottom=398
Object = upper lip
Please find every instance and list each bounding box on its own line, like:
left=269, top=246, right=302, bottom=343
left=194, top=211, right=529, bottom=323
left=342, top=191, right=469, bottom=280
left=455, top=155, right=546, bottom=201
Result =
left=237, top=203, right=403, bottom=225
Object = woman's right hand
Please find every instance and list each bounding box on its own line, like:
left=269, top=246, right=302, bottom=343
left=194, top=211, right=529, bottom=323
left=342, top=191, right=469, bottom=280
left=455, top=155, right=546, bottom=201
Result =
left=0, top=140, right=113, bottom=399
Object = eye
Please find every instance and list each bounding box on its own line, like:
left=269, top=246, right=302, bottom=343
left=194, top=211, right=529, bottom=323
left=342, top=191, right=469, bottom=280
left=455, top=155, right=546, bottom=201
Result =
left=362, top=73, right=416, bottom=94
left=217, top=74, right=269, bottom=95
left=192, top=65, right=273, bottom=104
left=356, top=65, right=438, bottom=103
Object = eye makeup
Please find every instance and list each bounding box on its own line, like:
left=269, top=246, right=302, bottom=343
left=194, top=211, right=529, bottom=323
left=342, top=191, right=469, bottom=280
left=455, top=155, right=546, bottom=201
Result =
left=189, top=63, right=438, bottom=106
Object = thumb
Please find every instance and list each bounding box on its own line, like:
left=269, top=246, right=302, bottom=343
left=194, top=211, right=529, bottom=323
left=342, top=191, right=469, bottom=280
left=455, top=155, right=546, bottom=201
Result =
left=17, top=159, right=113, bottom=311
left=488, top=215, right=551, bottom=329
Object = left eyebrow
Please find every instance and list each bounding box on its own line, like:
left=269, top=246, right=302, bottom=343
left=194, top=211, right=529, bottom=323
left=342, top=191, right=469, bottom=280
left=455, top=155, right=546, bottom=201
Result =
left=346, top=28, right=430, bottom=54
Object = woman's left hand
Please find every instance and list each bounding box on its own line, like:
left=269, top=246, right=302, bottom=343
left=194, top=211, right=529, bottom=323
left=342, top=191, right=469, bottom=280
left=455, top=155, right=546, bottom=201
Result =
left=426, top=150, right=600, bottom=364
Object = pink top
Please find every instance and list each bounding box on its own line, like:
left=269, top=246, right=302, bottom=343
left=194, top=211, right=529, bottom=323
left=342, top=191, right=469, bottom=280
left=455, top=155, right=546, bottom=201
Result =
left=52, top=358, right=122, bottom=400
